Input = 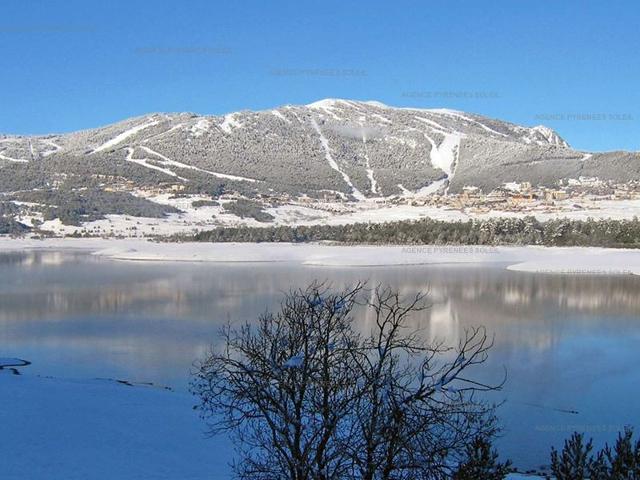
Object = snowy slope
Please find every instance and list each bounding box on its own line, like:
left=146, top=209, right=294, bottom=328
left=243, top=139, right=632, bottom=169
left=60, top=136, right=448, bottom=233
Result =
left=3, top=99, right=628, bottom=201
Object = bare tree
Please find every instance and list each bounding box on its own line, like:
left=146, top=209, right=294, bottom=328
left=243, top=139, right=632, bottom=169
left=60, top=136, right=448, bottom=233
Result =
left=344, top=287, right=502, bottom=480
left=191, top=282, right=504, bottom=480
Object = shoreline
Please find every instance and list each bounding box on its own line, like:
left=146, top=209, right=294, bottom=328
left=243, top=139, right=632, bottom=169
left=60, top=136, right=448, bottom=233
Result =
left=0, top=237, right=638, bottom=275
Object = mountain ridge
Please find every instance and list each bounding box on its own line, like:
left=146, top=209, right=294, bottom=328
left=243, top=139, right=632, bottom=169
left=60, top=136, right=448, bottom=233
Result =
left=1, top=99, right=638, bottom=201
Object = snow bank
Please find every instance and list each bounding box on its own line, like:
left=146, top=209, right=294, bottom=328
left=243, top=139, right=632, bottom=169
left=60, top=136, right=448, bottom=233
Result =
left=506, top=248, right=640, bottom=276
left=0, top=238, right=638, bottom=276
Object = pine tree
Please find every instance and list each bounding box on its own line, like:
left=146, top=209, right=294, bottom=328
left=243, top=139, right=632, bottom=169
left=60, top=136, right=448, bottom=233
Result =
left=550, top=432, right=596, bottom=480
left=604, top=427, right=640, bottom=479
left=454, top=435, right=512, bottom=480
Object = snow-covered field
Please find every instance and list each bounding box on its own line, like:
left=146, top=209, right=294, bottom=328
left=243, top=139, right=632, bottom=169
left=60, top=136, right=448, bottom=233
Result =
left=28, top=195, right=640, bottom=238
left=0, top=237, right=638, bottom=276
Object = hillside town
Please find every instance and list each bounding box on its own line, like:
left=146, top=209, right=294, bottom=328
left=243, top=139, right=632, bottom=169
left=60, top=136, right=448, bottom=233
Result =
left=404, top=178, right=640, bottom=216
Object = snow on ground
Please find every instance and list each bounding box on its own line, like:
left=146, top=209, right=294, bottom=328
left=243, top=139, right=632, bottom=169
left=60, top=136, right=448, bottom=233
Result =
left=27, top=192, right=640, bottom=239
left=271, top=109, right=290, bottom=123
left=0, top=237, right=638, bottom=276
left=0, top=372, right=232, bottom=480
left=429, top=108, right=509, bottom=138
left=41, top=138, right=62, bottom=157
left=125, top=147, right=187, bottom=180
left=414, top=116, right=450, bottom=134
left=365, top=154, right=379, bottom=194
left=311, top=119, right=366, bottom=200
left=190, top=118, right=210, bottom=137
left=91, top=120, right=159, bottom=154
left=360, top=135, right=380, bottom=196
left=0, top=151, right=29, bottom=162
left=424, top=132, right=461, bottom=177
left=219, top=113, right=242, bottom=134
left=506, top=248, right=640, bottom=276
left=138, top=146, right=257, bottom=183
left=414, top=178, right=448, bottom=196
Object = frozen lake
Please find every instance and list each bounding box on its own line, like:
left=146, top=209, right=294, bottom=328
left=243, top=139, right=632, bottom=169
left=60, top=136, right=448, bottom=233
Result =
left=1, top=249, right=639, bottom=472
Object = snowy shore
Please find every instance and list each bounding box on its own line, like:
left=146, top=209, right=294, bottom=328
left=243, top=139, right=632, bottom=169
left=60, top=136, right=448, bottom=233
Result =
left=0, top=237, right=638, bottom=276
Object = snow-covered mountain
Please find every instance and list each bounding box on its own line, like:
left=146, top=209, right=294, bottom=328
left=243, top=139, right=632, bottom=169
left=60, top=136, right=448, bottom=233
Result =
left=1, top=99, right=638, bottom=199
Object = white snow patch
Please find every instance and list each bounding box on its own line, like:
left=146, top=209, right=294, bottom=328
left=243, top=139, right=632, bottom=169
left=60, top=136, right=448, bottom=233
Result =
left=385, top=135, right=419, bottom=149
left=307, top=99, right=343, bottom=109
left=125, top=147, right=187, bottom=180
left=531, top=125, right=569, bottom=147
left=311, top=119, right=366, bottom=201
left=219, top=114, right=243, bottom=134
left=371, top=113, right=392, bottom=124
left=414, top=116, right=451, bottom=135
left=362, top=100, right=389, bottom=108
left=271, top=110, right=291, bottom=123
left=423, top=132, right=462, bottom=177
left=139, top=146, right=257, bottom=183
left=415, top=178, right=448, bottom=196
left=397, top=184, right=411, bottom=195
left=429, top=109, right=508, bottom=138
left=362, top=140, right=379, bottom=195
left=0, top=152, right=28, bottom=163
left=92, top=120, right=159, bottom=153
left=190, top=119, right=210, bottom=137
left=41, top=138, right=62, bottom=157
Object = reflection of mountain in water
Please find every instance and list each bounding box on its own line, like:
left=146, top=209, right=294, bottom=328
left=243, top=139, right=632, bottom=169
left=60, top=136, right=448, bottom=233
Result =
left=2, top=251, right=640, bottom=471
left=1, top=252, right=639, bottom=321
left=1, top=251, right=638, bottom=380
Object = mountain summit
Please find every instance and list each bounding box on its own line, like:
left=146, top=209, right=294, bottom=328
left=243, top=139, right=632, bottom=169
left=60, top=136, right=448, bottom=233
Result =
left=1, top=99, right=637, bottom=200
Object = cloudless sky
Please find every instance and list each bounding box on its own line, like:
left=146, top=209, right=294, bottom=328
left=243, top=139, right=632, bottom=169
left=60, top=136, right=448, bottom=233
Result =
left=1, top=0, right=638, bottom=151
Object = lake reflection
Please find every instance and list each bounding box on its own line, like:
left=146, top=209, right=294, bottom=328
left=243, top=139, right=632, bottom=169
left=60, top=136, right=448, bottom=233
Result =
left=1, top=250, right=639, bottom=470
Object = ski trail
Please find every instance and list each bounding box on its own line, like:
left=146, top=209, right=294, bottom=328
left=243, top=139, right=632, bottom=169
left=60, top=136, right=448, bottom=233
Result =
left=142, top=123, right=184, bottom=143
left=0, top=151, right=29, bottom=163
left=311, top=119, right=366, bottom=200
left=415, top=178, right=448, bottom=196
left=92, top=120, right=159, bottom=153
left=139, top=146, right=257, bottom=183
left=430, top=109, right=508, bottom=138
left=397, top=184, right=411, bottom=195
left=42, top=139, right=62, bottom=157
left=371, top=113, right=392, bottom=124
left=422, top=132, right=462, bottom=177
left=364, top=153, right=378, bottom=195
left=362, top=136, right=378, bottom=195
left=125, top=147, right=187, bottom=180
left=414, top=116, right=450, bottom=135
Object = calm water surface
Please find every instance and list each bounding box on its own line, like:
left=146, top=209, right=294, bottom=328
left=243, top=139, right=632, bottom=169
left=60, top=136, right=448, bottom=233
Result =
left=1, top=250, right=639, bottom=471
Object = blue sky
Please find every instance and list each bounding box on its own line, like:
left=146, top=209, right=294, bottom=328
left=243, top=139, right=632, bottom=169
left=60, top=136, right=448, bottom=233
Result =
left=1, top=0, right=638, bottom=152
